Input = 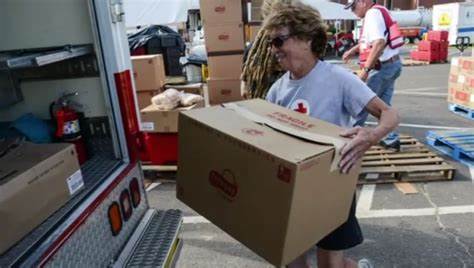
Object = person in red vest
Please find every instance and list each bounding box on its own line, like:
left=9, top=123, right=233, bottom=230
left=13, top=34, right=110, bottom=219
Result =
left=343, top=0, right=403, bottom=150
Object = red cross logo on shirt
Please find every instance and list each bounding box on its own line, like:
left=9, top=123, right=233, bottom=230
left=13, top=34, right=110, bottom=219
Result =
left=291, top=99, right=310, bottom=115
left=294, top=103, right=307, bottom=114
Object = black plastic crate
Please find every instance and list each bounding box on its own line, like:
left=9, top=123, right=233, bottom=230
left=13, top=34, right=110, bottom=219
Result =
left=163, top=47, right=183, bottom=76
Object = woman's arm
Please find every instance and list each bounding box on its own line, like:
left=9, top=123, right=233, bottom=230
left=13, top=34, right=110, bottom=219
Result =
left=338, top=97, right=399, bottom=173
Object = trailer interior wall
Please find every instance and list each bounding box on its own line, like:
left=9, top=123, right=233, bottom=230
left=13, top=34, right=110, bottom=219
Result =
left=0, top=78, right=107, bottom=121
left=0, top=0, right=109, bottom=121
left=0, top=0, right=94, bottom=51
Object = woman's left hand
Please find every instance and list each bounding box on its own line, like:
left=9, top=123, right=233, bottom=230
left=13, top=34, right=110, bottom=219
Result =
left=339, top=126, right=376, bottom=174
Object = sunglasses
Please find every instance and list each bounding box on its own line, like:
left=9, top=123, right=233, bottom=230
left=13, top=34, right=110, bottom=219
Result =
left=267, top=34, right=292, bottom=48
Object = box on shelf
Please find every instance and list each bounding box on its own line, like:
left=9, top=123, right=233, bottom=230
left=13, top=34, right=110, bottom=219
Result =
left=0, top=142, right=83, bottom=254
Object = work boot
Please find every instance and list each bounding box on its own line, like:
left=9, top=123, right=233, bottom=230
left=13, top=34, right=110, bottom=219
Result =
left=380, top=132, right=400, bottom=151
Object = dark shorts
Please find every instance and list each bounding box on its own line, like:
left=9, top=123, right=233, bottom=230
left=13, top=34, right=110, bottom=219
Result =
left=316, top=194, right=363, bottom=251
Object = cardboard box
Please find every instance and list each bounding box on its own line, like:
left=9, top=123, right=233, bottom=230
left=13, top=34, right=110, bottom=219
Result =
left=452, top=89, right=474, bottom=108
left=208, top=54, right=244, bottom=79
left=200, top=0, right=243, bottom=24
left=410, top=50, right=421, bottom=61
left=176, top=99, right=358, bottom=266
left=460, top=57, right=474, bottom=73
left=450, top=57, right=461, bottom=75
left=136, top=90, right=161, bottom=110
left=427, top=30, right=449, bottom=42
left=140, top=102, right=204, bottom=133
left=448, top=82, right=464, bottom=103
left=131, top=55, right=166, bottom=91
left=207, top=78, right=243, bottom=105
left=418, top=40, right=440, bottom=52
left=164, top=83, right=203, bottom=95
left=204, top=23, right=245, bottom=53
left=457, top=73, right=474, bottom=91
left=0, top=142, right=83, bottom=254
left=418, top=50, right=440, bottom=62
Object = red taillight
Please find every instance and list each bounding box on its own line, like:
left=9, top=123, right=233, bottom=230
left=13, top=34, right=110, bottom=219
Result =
left=120, top=189, right=132, bottom=221
left=108, top=202, right=122, bottom=236
left=114, top=70, right=140, bottom=162
left=129, top=177, right=141, bottom=208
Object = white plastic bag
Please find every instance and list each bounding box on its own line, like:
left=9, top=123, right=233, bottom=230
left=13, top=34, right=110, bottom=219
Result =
left=151, top=88, right=181, bottom=110
left=180, top=93, right=203, bottom=107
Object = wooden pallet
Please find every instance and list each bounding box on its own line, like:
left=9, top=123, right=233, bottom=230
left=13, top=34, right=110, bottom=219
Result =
left=401, top=58, right=431, bottom=66
left=359, top=135, right=456, bottom=184
left=141, top=163, right=178, bottom=181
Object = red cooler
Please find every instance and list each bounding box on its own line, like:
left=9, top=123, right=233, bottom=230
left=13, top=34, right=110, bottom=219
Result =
left=144, top=133, right=179, bottom=165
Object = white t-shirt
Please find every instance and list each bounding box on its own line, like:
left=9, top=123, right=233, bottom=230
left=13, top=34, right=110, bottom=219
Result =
left=360, top=8, right=399, bottom=61
left=266, top=60, right=376, bottom=128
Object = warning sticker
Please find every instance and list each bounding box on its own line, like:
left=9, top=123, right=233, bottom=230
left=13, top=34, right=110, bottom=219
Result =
left=439, top=12, right=452, bottom=26
left=67, top=170, right=84, bottom=195
left=141, top=122, right=155, bottom=131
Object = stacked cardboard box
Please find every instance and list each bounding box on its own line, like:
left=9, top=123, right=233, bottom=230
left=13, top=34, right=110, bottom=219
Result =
left=448, top=56, right=474, bottom=108
left=200, top=0, right=245, bottom=105
left=410, top=31, right=449, bottom=63
left=131, top=55, right=167, bottom=110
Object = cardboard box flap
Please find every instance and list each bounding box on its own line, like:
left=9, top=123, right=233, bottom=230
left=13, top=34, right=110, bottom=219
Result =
left=182, top=106, right=334, bottom=164
left=224, top=102, right=344, bottom=171
left=141, top=102, right=201, bottom=113
left=181, top=101, right=345, bottom=169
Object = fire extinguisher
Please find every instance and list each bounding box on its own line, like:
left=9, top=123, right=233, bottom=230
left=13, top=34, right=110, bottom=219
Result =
left=50, top=92, right=88, bottom=165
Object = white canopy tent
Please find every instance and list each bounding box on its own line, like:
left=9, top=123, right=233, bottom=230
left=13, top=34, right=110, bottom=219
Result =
left=124, top=0, right=199, bottom=28
left=124, top=0, right=357, bottom=28
left=300, top=0, right=358, bottom=20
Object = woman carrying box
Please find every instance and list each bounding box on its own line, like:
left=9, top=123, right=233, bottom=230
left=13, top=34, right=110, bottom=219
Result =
left=263, top=2, right=399, bottom=268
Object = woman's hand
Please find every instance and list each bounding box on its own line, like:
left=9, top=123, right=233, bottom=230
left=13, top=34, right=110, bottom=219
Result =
left=338, top=126, right=377, bottom=174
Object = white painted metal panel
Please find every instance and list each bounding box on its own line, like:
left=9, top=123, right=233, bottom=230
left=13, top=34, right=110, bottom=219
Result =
left=0, top=0, right=94, bottom=51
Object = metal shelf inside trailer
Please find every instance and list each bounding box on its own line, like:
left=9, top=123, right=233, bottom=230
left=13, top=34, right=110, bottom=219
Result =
left=0, top=45, right=93, bottom=70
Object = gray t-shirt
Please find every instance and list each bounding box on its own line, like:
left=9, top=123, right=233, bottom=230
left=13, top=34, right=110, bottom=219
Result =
left=266, top=60, right=376, bottom=128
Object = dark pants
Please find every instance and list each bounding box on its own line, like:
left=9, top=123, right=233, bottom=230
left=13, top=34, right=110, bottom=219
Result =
left=317, top=194, right=363, bottom=250
left=355, top=59, right=402, bottom=127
